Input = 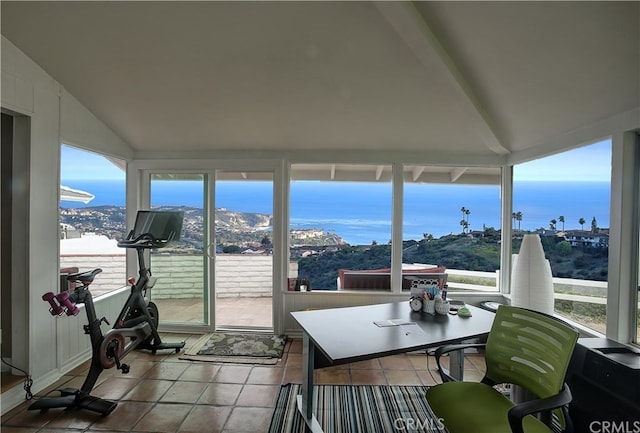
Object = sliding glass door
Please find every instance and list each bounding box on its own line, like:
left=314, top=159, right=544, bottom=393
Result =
left=144, top=169, right=275, bottom=331
left=149, top=173, right=208, bottom=325
left=214, top=171, right=274, bottom=330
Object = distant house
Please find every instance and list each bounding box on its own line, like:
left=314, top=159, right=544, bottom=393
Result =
left=564, top=230, right=609, bottom=248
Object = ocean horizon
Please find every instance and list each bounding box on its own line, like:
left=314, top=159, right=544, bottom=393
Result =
left=60, top=179, right=610, bottom=245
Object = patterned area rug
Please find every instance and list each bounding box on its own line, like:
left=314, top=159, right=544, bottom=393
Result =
left=179, top=332, right=287, bottom=365
left=268, top=384, right=447, bottom=433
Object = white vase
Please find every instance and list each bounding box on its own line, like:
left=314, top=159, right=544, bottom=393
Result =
left=511, top=234, right=554, bottom=314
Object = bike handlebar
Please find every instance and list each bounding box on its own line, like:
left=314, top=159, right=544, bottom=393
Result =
left=117, top=232, right=172, bottom=249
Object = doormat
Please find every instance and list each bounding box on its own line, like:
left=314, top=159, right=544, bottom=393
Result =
left=179, top=332, right=287, bottom=365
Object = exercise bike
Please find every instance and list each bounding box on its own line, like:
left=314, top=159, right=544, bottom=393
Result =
left=29, top=210, right=186, bottom=415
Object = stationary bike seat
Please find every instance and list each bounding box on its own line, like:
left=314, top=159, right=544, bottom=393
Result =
left=67, top=268, right=103, bottom=285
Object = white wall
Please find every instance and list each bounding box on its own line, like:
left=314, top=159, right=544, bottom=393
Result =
left=1, top=36, right=132, bottom=414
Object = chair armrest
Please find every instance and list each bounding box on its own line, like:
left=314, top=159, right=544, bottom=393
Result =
left=507, top=383, right=573, bottom=433
left=434, top=343, right=486, bottom=382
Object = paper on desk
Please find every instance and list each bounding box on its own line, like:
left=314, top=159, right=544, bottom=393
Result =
left=400, top=323, right=424, bottom=335
left=373, top=319, right=414, bottom=327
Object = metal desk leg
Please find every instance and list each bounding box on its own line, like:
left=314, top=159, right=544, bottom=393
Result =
left=449, top=348, right=465, bottom=380
left=297, top=332, right=323, bottom=433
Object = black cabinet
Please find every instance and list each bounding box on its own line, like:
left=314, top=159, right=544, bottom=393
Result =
left=566, top=338, right=640, bottom=431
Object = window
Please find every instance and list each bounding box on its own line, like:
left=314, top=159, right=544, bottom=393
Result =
left=59, top=145, right=127, bottom=296
left=289, top=164, right=392, bottom=291
left=402, top=165, right=502, bottom=292
left=513, top=140, right=611, bottom=334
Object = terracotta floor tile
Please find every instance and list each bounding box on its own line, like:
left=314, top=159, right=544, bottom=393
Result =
left=285, top=352, right=302, bottom=367
left=0, top=405, right=59, bottom=429
left=236, top=384, right=279, bottom=407
left=417, top=370, right=441, bottom=386
left=384, top=369, right=420, bottom=385
left=287, top=338, right=302, bottom=353
left=407, top=354, right=430, bottom=370
left=282, top=366, right=302, bottom=384
left=214, top=365, right=252, bottom=384
left=246, top=366, right=284, bottom=384
left=349, top=358, right=382, bottom=369
left=143, top=362, right=189, bottom=380
left=91, top=377, right=139, bottom=400
left=197, top=382, right=243, bottom=406
left=122, top=379, right=173, bottom=402
left=133, top=403, right=191, bottom=432
left=0, top=427, right=40, bottom=433
left=89, top=401, right=153, bottom=431
left=350, top=368, right=387, bottom=385
left=159, top=381, right=207, bottom=403
left=178, top=363, right=220, bottom=382
left=379, top=354, right=414, bottom=370
left=223, top=406, right=273, bottom=432
left=316, top=368, right=350, bottom=385
left=119, top=360, right=157, bottom=378
left=177, top=405, right=231, bottom=433
left=43, top=408, right=103, bottom=430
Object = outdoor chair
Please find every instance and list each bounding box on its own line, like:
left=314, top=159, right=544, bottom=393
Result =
left=426, top=305, right=579, bottom=433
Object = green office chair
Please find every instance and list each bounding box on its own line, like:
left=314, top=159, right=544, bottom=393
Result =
left=426, top=305, right=579, bottom=433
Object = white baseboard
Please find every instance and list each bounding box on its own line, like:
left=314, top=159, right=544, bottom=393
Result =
left=1, top=368, right=60, bottom=416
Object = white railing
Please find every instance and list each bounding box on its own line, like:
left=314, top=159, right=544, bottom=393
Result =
left=60, top=253, right=618, bottom=305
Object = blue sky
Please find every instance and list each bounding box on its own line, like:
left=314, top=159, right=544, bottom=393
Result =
left=513, top=139, right=611, bottom=182
left=61, top=139, right=612, bottom=182
left=61, top=145, right=125, bottom=181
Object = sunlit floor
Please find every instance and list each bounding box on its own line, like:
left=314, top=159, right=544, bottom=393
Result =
left=154, top=296, right=273, bottom=328
left=1, top=336, right=486, bottom=433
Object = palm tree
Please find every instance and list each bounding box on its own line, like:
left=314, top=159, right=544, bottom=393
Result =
left=515, top=211, right=523, bottom=230
left=550, top=219, right=557, bottom=230
left=591, top=216, right=598, bottom=233
left=460, top=219, right=469, bottom=234
left=558, top=215, right=565, bottom=231
left=579, top=217, right=586, bottom=230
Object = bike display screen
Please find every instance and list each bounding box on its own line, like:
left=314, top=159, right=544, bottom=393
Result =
left=128, top=210, right=184, bottom=243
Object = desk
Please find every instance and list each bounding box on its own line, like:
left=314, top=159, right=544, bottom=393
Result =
left=290, top=302, right=495, bottom=433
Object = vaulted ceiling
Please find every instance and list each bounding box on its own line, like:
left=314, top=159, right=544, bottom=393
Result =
left=2, top=1, right=638, bottom=161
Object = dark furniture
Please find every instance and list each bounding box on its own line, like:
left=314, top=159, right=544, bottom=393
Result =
left=566, top=338, right=640, bottom=431
left=290, top=302, right=495, bottom=433
left=338, top=266, right=447, bottom=290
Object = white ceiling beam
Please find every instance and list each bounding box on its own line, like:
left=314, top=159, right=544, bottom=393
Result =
left=450, top=167, right=467, bottom=182
left=375, top=165, right=384, bottom=180
left=330, top=164, right=336, bottom=180
left=240, top=172, right=248, bottom=179
left=412, top=166, right=425, bottom=181
left=375, top=2, right=509, bottom=156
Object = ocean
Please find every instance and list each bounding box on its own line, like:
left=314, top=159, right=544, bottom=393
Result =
left=60, top=179, right=611, bottom=245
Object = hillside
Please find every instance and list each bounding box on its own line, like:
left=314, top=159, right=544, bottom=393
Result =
left=60, top=206, right=346, bottom=251
left=297, top=231, right=609, bottom=290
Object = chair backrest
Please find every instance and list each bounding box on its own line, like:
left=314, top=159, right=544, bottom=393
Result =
left=484, top=305, right=579, bottom=399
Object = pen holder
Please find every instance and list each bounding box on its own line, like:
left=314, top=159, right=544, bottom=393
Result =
left=423, top=298, right=436, bottom=315
left=435, top=300, right=450, bottom=315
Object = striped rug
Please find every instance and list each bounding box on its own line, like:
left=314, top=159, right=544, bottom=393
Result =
left=268, top=384, right=447, bottom=433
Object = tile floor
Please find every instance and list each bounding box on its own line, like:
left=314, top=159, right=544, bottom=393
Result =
left=1, top=336, right=486, bottom=433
